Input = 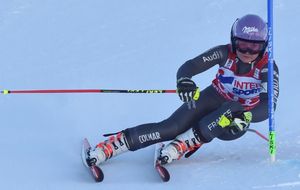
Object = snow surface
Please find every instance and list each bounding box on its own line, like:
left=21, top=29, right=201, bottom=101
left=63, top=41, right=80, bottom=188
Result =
left=0, top=0, right=299, bottom=189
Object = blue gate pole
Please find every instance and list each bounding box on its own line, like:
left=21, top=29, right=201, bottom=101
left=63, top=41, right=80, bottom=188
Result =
left=267, top=0, right=276, bottom=162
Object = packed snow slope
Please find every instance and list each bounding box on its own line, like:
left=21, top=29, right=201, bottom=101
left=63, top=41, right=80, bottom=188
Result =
left=0, top=0, right=299, bottom=189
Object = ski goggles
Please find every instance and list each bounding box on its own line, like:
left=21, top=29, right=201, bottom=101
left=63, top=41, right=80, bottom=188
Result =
left=235, top=39, right=265, bottom=55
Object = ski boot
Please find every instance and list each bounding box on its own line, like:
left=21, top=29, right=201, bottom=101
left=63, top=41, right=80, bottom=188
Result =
left=86, top=132, right=129, bottom=166
left=158, top=129, right=202, bottom=165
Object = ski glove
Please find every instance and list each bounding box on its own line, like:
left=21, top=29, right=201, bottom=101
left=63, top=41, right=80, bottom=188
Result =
left=218, top=111, right=252, bottom=135
left=176, top=77, right=200, bottom=103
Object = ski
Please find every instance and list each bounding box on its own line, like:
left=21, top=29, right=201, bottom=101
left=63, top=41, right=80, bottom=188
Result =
left=82, top=138, right=104, bottom=182
left=154, top=143, right=170, bottom=182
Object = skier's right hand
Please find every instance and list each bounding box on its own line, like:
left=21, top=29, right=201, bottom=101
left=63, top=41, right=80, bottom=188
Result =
left=218, top=111, right=252, bottom=135
left=176, top=77, right=200, bottom=102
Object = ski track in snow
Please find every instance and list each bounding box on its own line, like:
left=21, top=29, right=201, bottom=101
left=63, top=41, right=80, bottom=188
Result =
left=253, top=181, right=300, bottom=189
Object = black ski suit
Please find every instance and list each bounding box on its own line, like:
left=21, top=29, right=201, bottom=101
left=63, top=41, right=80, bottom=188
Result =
left=123, top=44, right=279, bottom=151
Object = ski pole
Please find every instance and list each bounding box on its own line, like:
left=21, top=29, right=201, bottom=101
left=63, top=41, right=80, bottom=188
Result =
left=1, top=89, right=177, bottom=94
left=247, top=128, right=269, bottom=142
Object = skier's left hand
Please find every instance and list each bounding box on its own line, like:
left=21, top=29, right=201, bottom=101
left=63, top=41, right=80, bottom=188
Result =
left=229, top=111, right=252, bottom=135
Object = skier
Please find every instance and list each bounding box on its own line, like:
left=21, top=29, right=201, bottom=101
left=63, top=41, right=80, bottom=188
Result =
left=85, top=14, right=279, bottom=166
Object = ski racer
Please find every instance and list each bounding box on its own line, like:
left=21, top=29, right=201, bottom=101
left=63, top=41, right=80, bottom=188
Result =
left=85, top=14, right=279, bottom=166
